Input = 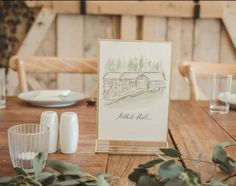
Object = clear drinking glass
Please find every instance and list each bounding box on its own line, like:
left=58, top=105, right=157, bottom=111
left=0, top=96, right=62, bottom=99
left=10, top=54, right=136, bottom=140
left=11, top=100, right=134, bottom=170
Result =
left=8, top=124, right=49, bottom=173
left=209, top=74, right=232, bottom=114
left=0, top=68, right=6, bottom=109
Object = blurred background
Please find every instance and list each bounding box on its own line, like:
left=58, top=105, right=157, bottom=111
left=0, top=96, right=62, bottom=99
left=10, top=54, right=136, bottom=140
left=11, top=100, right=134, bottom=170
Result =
left=1, top=1, right=236, bottom=99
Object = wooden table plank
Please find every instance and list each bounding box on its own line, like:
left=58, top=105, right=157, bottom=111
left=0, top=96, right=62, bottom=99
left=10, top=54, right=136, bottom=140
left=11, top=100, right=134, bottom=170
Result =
left=169, top=101, right=236, bottom=181
left=1, top=97, right=236, bottom=183
left=106, top=134, right=174, bottom=183
left=106, top=155, right=154, bottom=184
left=200, top=101, right=236, bottom=140
left=0, top=97, right=108, bottom=176
left=208, top=111, right=236, bottom=140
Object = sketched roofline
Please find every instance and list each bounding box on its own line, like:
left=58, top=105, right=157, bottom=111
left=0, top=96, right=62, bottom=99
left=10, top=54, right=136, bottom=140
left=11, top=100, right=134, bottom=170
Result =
left=103, top=72, right=123, bottom=79
left=119, top=72, right=141, bottom=80
left=141, top=72, right=166, bottom=81
left=135, top=73, right=149, bottom=80
left=103, top=71, right=166, bottom=80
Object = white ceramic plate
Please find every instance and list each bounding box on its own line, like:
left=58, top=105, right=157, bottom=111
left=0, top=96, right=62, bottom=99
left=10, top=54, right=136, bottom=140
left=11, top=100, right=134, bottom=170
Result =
left=218, top=93, right=236, bottom=109
left=228, top=94, right=236, bottom=109
left=18, top=90, right=85, bottom=107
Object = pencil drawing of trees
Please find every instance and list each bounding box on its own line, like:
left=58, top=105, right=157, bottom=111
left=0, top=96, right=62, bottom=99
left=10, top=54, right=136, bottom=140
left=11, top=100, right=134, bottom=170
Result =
left=103, top=56, right=166, bottom=105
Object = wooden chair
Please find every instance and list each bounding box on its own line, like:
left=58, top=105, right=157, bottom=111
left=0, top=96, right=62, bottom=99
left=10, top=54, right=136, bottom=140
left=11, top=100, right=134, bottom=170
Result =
left=9, top=56, right=97, bottom=94
left=179, top=61, right=236, bottom=100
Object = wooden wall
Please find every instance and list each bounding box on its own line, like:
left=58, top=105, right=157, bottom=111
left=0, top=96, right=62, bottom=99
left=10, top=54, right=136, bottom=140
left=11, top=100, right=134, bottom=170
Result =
left=7, top=10, right=236, bottom=100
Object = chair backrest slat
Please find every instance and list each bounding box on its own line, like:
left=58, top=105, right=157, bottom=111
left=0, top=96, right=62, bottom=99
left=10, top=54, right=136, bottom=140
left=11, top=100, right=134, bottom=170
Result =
left=179, top=61, right=236, bottom=100
left=9, top=56, right=98, bottom=92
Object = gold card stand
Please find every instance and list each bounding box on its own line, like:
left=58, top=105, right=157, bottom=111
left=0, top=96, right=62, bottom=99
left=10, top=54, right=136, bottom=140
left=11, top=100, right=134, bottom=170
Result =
left=95, top=140, right=168, bottom=155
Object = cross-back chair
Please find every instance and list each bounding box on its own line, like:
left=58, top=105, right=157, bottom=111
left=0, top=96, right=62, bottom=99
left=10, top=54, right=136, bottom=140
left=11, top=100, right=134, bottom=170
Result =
left=9, top=56, right=97, bottom=95
left=179, top=61, right=236, bottom=100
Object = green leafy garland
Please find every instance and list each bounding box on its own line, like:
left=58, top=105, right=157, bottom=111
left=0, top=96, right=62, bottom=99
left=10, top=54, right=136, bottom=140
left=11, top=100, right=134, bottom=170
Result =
left=0, top=0, right=35, bottom=71
left=0, top=142, right=236, bottom=186
left=129, top=142, right=236, bottom=186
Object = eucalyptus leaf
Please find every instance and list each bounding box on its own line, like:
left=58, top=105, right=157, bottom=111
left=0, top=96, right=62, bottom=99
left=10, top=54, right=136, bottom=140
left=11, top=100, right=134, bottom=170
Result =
left=205, top=180, right=229, bottom=186
left=2, top=141, right=236, bottom=186
left=159, top=160, right=184, bottom=179
left=128, top=168, right=148, bottom=183
left=184, top=169, right=201, bottom=185
left=219, top=160, right=234, bottom=175
left=14, top=167, right=28, bottom=176
left=138, top=159, right=164, bottom=169
left=0, top=176, right=12, bottom=184
left=57, top=174, right=80, bottom=181
left=227, top=157, right=236, bottom=167
left=212, top=142, right=236, bottom=175
left=85, top=182, right=99, bottom=186
left=137, top=174, right=159, bottom=186
left=217, top=142, right=231, bottom=148
left=97, top=174, right=109, bottom=186
left=164, top=170, right=201, bottom=186
left=51, top=179, right=80, bottom=186
left=78, top=177, right=98, bottom=183
left=164, top=177, right=186, bottom=186
left=37, top=172, right=55, bottom=185
left=96, top=173, right=111, bottom=178
left=48, top=160, right=92, bottom=178
left=33, top=153, right=46, bottom=178
left=17, top=181, right=31, bottom=186
left=212, top=145, right=227, bottom=164
left=9, top=175, right=26, bottom=183
left=159, top=148, right=181, bottom=158
left=24, top=177, right=42, bottom=186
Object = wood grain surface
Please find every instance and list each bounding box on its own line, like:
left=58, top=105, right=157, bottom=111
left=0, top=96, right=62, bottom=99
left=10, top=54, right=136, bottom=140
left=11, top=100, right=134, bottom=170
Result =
left=1, top=97, right=236, bottom=183
left=0, top=97, right=107, bottom=176
left=169, top=101, right=236, bottom=181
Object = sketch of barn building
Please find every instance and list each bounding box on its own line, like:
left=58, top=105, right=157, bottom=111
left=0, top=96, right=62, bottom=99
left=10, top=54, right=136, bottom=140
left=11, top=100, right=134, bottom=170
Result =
left=103, top=72, right=123, bottom=98
left=103, top=72, right=166, bottom=99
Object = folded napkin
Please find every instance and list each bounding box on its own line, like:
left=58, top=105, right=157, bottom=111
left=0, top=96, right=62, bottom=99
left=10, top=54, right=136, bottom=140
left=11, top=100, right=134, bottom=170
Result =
left=32, top=90, right=71, bottom=101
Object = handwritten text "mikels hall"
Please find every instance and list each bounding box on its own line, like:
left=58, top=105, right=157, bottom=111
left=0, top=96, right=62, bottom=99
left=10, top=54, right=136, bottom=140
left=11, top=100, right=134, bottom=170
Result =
left=115, top=112, right=152, bottom=121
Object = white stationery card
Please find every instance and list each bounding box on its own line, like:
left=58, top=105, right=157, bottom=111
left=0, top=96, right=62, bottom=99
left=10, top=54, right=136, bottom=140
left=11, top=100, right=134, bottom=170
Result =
left=98, top=40, right=172, bottom=143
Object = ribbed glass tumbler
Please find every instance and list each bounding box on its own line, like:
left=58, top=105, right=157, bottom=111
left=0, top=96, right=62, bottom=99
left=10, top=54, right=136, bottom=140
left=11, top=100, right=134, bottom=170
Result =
left=8, top=124, right=49, bottom=173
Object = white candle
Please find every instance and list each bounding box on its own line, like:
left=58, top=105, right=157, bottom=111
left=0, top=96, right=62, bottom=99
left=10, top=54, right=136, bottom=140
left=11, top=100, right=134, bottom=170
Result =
left=18, top=151, right=37, bottom=160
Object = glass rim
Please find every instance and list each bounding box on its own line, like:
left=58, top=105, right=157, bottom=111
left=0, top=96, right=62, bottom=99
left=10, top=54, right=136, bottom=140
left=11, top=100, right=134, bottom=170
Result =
left=8, top=124, right=49, bottom=135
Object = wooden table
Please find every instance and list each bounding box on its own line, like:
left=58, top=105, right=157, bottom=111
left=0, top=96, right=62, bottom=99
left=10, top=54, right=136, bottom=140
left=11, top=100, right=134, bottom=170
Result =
left=1, top=97, right=236, bottom=182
